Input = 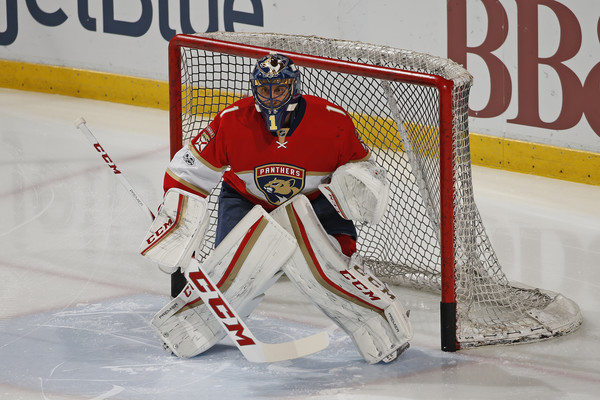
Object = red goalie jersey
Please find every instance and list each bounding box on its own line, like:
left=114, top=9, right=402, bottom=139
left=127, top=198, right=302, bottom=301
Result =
left=164, top=95, right=370, bottom=211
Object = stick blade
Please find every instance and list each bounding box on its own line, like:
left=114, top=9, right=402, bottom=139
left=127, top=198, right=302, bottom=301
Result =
left=242, top=331, right=330, bottom=363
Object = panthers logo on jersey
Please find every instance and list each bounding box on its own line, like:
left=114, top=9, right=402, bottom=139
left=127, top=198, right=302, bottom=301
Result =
left=255, top=163, right=305, bottom=206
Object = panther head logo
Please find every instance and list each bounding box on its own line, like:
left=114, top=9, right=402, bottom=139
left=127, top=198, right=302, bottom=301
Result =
left=264, top=178, right=301, bottom=199
left=255, top=164, right=305, bottom=206
left=260, top=56, right=287, bottom=78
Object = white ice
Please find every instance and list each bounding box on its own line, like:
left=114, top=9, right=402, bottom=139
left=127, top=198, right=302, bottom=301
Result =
left=1, top=88, right=599, bottom=400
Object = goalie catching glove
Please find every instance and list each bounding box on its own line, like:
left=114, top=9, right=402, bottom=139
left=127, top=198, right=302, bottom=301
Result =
left=139, top=189, right=210, bottom=273
left=319, top=161, right=390, bottom=225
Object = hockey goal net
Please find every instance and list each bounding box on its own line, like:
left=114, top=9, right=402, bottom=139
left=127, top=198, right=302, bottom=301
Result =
left=168, top=32, right=582, bottom=351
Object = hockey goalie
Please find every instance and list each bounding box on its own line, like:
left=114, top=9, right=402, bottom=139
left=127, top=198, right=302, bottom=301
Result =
left=140, top=54, right=413, bottom=364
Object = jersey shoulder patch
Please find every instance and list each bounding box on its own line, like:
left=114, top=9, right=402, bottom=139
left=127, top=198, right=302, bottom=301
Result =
left=191, top=125, right=216, bottom=154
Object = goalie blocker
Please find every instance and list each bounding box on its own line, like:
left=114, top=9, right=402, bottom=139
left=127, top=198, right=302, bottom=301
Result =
left=140, top=188, right=210, bottom=274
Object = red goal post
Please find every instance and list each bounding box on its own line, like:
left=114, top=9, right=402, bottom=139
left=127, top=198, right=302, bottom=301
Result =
left=167, top=32, right=582, bottom=352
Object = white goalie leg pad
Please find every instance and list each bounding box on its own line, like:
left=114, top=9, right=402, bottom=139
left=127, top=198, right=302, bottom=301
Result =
left=151, top=205, right=297, bottom=358
left=151, top=282, right=221, bottom=358
left=346, top=253, right=413, bottom=363
left=271, top=195, right=413, bottom=364
left=140, top=188, right=209, bottom=273
left=152, top=270, right=281, bottom=358
left=318, top=160, right=389, bottom=225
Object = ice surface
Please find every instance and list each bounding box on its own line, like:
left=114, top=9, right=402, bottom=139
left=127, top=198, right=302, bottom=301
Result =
left=1, top=89, right=599, bottom=400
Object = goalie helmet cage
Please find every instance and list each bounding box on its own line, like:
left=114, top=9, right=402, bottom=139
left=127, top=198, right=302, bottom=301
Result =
left=168, top=32, right=582, bottom=351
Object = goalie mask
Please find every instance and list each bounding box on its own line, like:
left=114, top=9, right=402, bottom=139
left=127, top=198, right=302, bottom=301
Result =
left=251, top=54, right=302, bottom=134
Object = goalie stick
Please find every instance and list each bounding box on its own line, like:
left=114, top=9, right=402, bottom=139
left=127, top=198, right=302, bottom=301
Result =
left=75, top=117, right=155, bottom=221
left=74, top=117, right=329, bottom=362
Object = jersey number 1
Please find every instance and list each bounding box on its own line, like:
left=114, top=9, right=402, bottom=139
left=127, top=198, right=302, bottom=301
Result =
left=269, top=115, right=277, bottom=131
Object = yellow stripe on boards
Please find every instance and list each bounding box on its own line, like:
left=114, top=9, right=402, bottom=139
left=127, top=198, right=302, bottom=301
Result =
left=470, top=133, right=600, bottom=186
left=0, top=59, right=169, bottom=109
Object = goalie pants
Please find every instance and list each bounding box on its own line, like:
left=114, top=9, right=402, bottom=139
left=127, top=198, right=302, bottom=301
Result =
left=217, top=181, right=357, bottom=248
